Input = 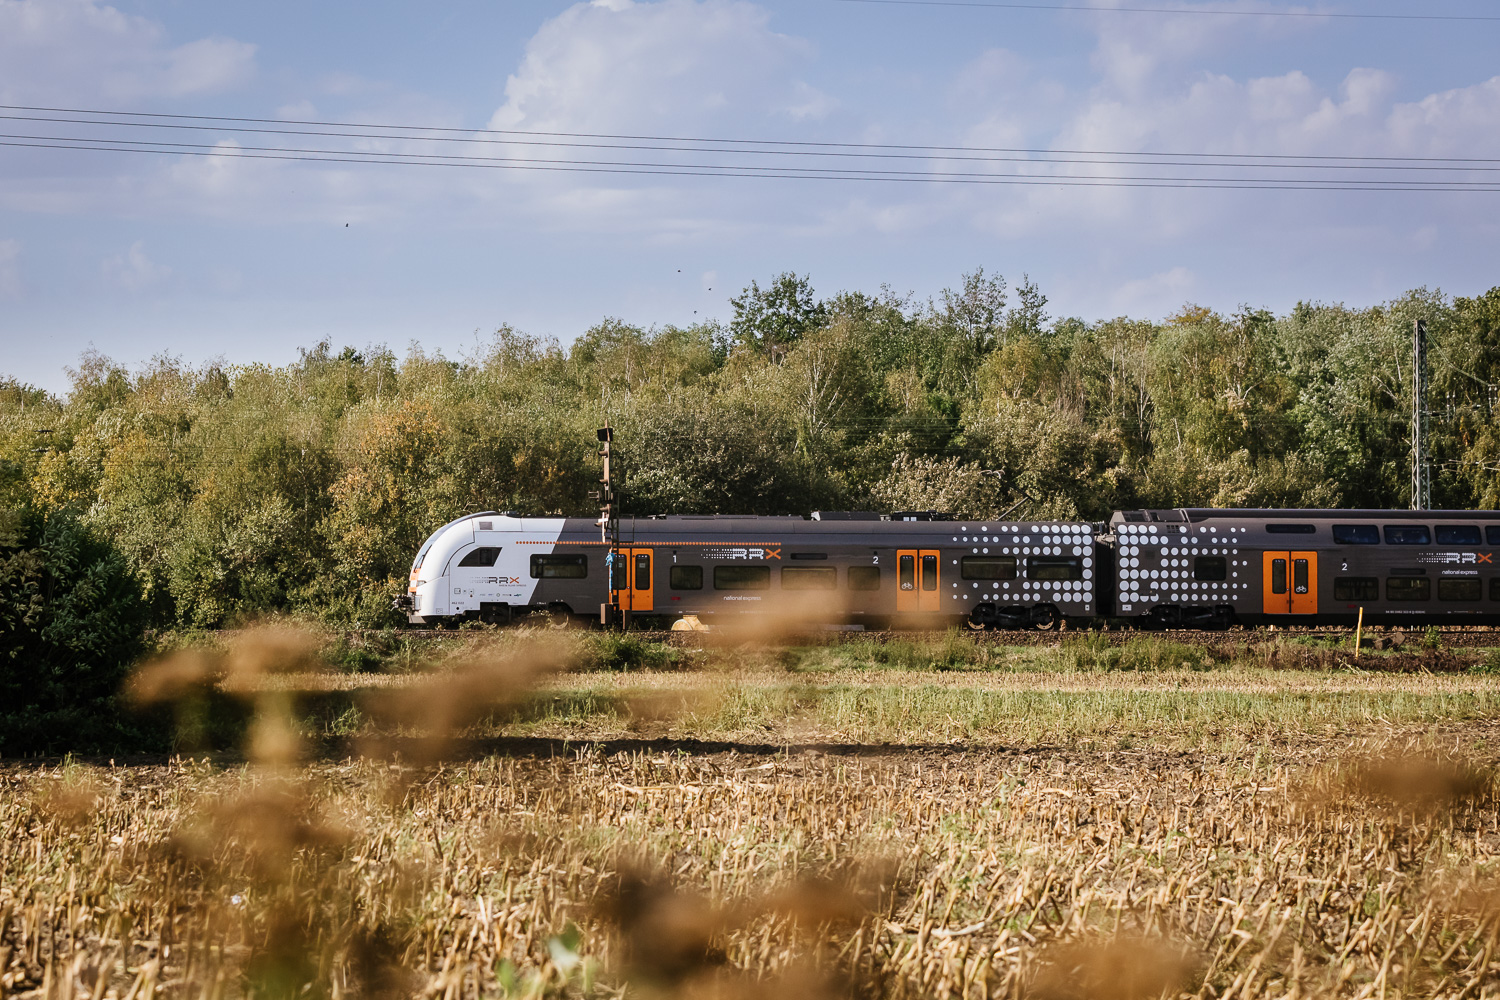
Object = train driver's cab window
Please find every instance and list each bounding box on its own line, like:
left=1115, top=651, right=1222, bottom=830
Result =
left=1334, top=577, right=1378, bottom=601
left=530, top=554, right=587, bottom=578
left=781, top=566, right=837, bottom=590
left=1386, top=577, right=1431, bottom=601
left=1436, top=525, right=1483, bottom=546
left=714, top=565, right=770, bottom=590
left=458, top=547, right=501, bottom=568
left=1333, top=525, right=1380, bottom=545
left=848, top=566, right=881, bottom=591
left=1029, top=556, right=1084, bottom=581
left=1439, top=578, right=1482, bottom=602
left=1193, top=556, right=1227, bottom=581
left=669, top=565, right=703, bottom=590
left=1384, top=525, right=1432, bottom=545
left=961, top=556, right=1017, bottom=580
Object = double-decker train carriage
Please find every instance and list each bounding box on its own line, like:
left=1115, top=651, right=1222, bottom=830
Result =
left=397, top=506, right=1500, bottom=630
left=397, top=512, right=1098, bottom=629
left=1108, top=508, right=1500, bottom=628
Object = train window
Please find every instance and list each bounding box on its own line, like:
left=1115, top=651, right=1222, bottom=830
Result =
left=1270, top=559, right=1287, bottom=595
left=962, top=556, right=1017, bottom=580
left=1489, top=527, right=1500, bottom=546
left=782, top=566, right=837, bottom=590
left=1439, top=578, right=1482, bottom=602
left=669, top=566, right=703, bottom=590
left=714, top=566, right=771, bottom=590
left=899, top=554, right=915, bottom=591
left=1436, top=525, right=1483, bottom=546
left=530, top=554, right=587, bottom=579
left=922, top=554, right=938, bottom=591
left=1029, top=556, right=1084, bottom=581
left=849, top=566, right=881, bottom=591
left=1334, top=577, right=1379, bottom=601
left=1293, top=559, right=1309, bottom=594
left=789, top=552, right=828, bottom=560
left=1194, top=556, right=1227, bottom=581
left=1386, top=578, right=1431, bottom=601
left=1267, top=524, right=1316, bottom=534
left=1384, top=525, right=1432, bottom=545
left=634, top=554, right=651, bottom=590
left=1492, top=578, right=1500, bottom=601
left=458, top=547, right=501, bottom=568
left=1333, top=525, right=1380, bottom=545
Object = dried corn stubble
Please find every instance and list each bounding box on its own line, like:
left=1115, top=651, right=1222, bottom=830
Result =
left=1029, top=936, right=1197, bottom=1000
left=595, top=863, right=871, bottom=999
left=27, top=773, right=106, bottom=830
left=1294, top=750, right=1500, bottom=823
left=159, top=780, right=352, bottom=885
left=355, top=636, right=576, bottom=765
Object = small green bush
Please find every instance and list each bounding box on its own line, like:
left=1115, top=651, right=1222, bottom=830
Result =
left=582, top=633, right=686, bottom=671
left=1471, top=649, right=1500, bottom=675
left=0, top=506, right=155, bottom=752
left=1055, top=634, right=1212, bottom=672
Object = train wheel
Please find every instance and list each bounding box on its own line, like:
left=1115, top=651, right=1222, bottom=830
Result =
left=1032, top=605, right=1062, bottom=631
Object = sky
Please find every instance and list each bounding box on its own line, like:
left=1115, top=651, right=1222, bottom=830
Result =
left=1, top=0, right=1498, bottom=392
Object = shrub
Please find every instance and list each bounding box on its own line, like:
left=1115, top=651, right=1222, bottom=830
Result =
left=0, top=506, right=153, bottom=752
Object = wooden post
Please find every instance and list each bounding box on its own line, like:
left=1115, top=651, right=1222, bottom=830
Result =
left=1354, top=607, right=1364, bottom=659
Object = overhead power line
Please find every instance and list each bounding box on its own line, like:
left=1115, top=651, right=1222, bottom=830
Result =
left=828, top=0, right=1500, bottom=21
left=2, top=110, right=1499, bottom=172
left=7, top=137, right=1496, bottom=191
left=3, top=104, right=1498, bottom=192
left=4, top=105, right=1497, bottom=165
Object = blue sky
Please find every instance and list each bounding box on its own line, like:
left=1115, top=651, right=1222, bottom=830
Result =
left=2, top=0, right=1498, bottom=392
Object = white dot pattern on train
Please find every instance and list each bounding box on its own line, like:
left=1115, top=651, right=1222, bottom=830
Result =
left=1115, top=523, right=1252, bottom=607
left=947, top=522, right=1094, bottom=613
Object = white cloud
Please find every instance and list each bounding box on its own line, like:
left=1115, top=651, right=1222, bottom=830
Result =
left=491, top=0, right=827, bottom=133
left=103, top=241, right=171, bottom=291
left=0, top=0, right=255, bottom=106
left=0, top=240, right=20, bottom=299
left=1110, top=266, right=1196, bottom=317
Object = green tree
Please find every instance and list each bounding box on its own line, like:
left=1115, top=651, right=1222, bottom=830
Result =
left=729, top=272, right=828, bottom=355
left=0, top=505, right=150, bottom=752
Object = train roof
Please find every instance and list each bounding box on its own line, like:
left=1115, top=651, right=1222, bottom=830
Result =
left=1114, top=508, right=1500, bottom=524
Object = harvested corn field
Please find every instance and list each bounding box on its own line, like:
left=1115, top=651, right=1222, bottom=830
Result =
left=5, top=627, right=1500, bottom=998
left=8, top=739, right=1500, bottom=999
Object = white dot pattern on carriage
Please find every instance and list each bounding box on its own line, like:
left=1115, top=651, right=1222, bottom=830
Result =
left=1115, top=522, right=1253, bottom=610
left=945, top=522, right=1095, bottom=613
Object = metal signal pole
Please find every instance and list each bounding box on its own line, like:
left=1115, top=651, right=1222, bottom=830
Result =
left=1412, top=320, right=1431, bottom=511
left=592, top=426, right=620, bottom=627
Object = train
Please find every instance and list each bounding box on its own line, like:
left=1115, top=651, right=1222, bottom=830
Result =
left=394, top=507, right=1500, bottom=630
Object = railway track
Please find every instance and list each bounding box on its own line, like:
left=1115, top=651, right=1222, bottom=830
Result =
left=293, top=626, right=1500, bottom=649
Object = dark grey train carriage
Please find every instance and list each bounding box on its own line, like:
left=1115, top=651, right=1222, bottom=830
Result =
left=1107, top=508, right=1500, bottom=628
left=399, top=512, right=1099, bottom=629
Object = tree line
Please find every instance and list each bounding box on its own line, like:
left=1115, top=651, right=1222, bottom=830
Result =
left=3, top=271, right=1499, bottom=630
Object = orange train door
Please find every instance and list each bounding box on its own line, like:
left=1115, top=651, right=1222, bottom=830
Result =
left=1262, top=551, right=1317, bottom=615
left=896, top=549, right=941, bottom=613
left=611, top=548, right=654, bottom=612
